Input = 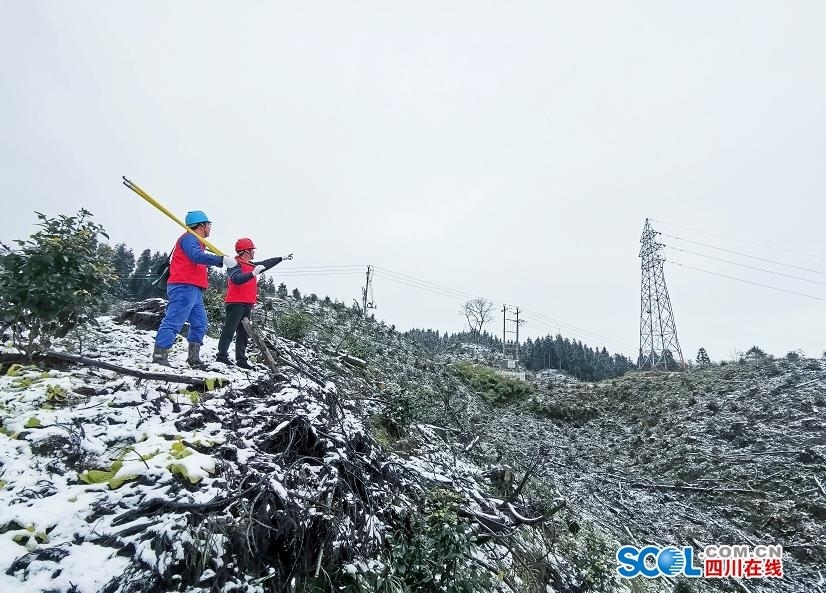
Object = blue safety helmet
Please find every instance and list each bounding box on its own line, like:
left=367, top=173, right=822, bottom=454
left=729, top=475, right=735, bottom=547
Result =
left=185, top=210, right=211, bottom=226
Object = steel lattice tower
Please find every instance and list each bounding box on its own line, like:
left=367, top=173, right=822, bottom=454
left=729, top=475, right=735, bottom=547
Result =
left=639, top=218, right=685, bottom=370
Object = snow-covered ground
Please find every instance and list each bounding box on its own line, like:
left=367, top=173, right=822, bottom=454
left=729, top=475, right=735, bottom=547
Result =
left=0, top=314, right=555, bottom=593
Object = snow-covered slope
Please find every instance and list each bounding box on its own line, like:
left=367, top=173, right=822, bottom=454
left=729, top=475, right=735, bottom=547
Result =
left=0, top=314, right=570, bottom=593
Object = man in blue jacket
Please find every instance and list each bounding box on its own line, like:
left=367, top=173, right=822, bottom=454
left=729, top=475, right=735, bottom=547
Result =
left=152, top=210, right=238, bottom=367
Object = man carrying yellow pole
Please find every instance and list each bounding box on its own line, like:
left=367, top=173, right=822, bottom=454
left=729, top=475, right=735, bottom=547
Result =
left=122, top=177, right=239, bottom=368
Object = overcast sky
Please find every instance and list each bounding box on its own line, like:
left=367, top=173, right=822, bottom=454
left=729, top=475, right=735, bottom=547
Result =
left=2, top=2, right=825, bottom=361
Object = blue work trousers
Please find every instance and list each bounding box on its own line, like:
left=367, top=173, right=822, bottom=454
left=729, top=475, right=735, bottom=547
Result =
left=155, top=283, right=208, bottom=348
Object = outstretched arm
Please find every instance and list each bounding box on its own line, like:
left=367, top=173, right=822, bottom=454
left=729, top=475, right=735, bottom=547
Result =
left=252, top=255, right=290, bottom=271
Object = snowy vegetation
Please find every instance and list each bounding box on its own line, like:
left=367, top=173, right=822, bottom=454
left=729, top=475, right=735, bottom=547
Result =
left=0, top=212, right=823, bottom=593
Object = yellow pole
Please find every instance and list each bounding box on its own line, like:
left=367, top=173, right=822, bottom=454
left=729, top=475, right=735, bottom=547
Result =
left=122, top=176, right=226, bottom=256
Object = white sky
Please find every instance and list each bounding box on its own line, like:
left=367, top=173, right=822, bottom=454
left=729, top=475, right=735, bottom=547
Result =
left=2, top=2, right=825, bottom=361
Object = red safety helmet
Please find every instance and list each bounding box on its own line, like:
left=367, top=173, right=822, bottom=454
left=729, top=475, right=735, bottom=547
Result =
left=235, top=237, right=256, bottom=252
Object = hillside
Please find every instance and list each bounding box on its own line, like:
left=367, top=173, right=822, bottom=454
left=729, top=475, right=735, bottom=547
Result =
left=0, top=296, right=823, bottom=593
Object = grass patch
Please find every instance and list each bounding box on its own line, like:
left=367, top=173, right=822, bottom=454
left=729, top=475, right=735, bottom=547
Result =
left=453, top=362, right=534, bottom=404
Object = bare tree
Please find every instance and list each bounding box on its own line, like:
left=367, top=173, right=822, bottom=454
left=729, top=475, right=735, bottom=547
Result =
left=463, top=297, right=494, bottom=339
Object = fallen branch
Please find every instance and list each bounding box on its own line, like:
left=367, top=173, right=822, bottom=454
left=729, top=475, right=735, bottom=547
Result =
left=241, top=318, right=280, bottom=374
left=814, top=476, right=826, bottom=498
left=0, top=351, right=225, bottom=390
left=630, top=482, right=765, bottom=496
left=242, top=319, right=326, bottom=387
left=340, top=354, right=367, bottom=369
left=463, top=436, right=480, bottom=453
left=504, top=502, right=544, bottom=526
left=471, top=556, right=520, bottom=593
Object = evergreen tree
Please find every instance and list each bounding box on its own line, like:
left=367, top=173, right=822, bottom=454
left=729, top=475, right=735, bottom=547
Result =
left=263, top=276, right=276, bottom=295
left=696, top=347, right=711, bottom=367
left=128, top=249, right=152, bottom=299
left=277, top=283, right=288, bottom=298
left=207, top=268, right=226, bottom=291
left=745, top=345, right=765, bottom=359
left=110, top=243, right=135, bottom=297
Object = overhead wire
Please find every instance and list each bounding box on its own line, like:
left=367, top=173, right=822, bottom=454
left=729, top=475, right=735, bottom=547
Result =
left=373, top=266, right=635, bottom=354
left=117, top=260, right=637, bottom=354
left=373, top=266, right=482, bottom=301
left=517, top=313, right=637, bottom=358
left=518, top=309, right=638, bottom=353
left=663, top=245, right=826, bottom=287
left=667, top=260, right=826, bottom=302
left=372, top=270, right=478, bottom=304
left=651, top=218, right=826, bottom=262
left=659, top=232, right=826, bottom=277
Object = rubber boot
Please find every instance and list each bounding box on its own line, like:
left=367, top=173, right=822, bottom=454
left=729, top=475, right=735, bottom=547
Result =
left=236, top=343, right=254, bottom=370
left=236, top=357, right=254, bottom=370
left=216, top=353, right=234, bottom=366
left=152, top=345, right=172, bottom=367
left=186, top=342, right=205, bottom=368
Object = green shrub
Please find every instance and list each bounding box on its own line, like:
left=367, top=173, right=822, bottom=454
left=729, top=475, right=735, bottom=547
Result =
left=453, top=362, right=534, bottom=404
left=277, top=311, right=313, bottom=341
left=355, top=489, right=493, bottom=593
left=0, top=209, right=115, bottom=357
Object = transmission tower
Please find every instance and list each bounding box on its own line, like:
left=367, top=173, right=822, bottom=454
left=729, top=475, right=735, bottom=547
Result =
left=639, top=218, right=685, bottom=370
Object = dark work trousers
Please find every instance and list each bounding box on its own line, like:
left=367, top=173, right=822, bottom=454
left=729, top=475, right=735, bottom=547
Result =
left=217, top=304, right=253, bottom=362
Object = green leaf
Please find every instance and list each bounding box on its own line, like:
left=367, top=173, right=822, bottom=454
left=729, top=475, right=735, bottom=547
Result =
left=24, top=417, right=41, bottom=428
left=79, top=469, right=114, bottom=484
left=109, top=474, right=138, bottom=489
left=5, top=364, right=24, bottom=377
left=168, top=462, right=202, bottom=484
left=170, top=441, right=192, bottom=459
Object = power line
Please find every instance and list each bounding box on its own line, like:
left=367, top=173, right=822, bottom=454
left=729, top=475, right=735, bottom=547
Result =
left=373, top=270, right=474, bottom=303
left=518, top=309, right=638, bottom=352
left=660, top=232, right=826, bottom=277
left=273, top=270, right=361, bottom=278
left=373, top=266, right=480, bottom=301
left=518, top=313, right=637, bottom=359
left=668, top=260, right=826, bottom=302
left=651, top=218, right=826, bottom=262
left=279, top=265, right=366, bottom=271
left=664, top=245, right=826, bottom=287
left=373, top=266, right=635, bottom=354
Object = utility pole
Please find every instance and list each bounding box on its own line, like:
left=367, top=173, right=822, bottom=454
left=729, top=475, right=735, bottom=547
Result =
left=502, top=304, right=507, bottom=358
left=514, top=307, right=526, bottom=361
left=502, top=305, right=523, bottom=368
left=639, top=218, right=685, bottom=370
left=361, top=265, right=376, bottom=317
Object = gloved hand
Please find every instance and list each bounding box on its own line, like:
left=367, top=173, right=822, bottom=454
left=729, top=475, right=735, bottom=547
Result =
left=283, top=253, right=294, bottom=260
left=252, top=265, right=266, bottom=277
left=223, top=255, right=239, bottom=268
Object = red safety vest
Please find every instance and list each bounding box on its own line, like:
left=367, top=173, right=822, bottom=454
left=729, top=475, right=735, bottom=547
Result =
left=225, top=258, right=257, bottom=304
left=168, top=234, right=209, bottom=289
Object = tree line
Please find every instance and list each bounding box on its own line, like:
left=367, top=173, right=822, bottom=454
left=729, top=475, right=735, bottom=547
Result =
left=405, top=328, right=636, bottom=381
